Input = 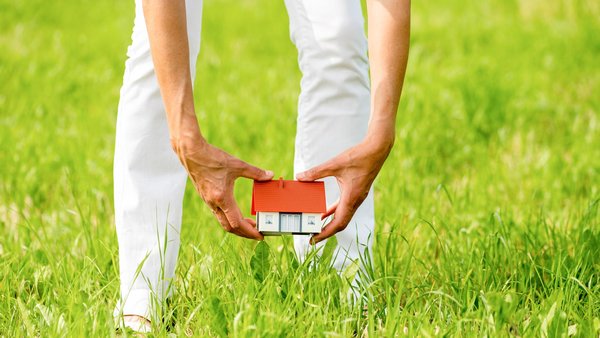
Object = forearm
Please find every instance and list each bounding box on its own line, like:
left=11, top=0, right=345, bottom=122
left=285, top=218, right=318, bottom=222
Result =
left=142, top=0, right=203, bottom=152
left=366, top=0, right=411, bottom=146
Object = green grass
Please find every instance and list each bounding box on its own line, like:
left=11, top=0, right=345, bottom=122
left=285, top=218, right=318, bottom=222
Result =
left=1, top=0, right=599, bottom=336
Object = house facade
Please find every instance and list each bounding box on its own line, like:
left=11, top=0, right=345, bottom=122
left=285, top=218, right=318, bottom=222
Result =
left=251, top=179, right=326, bottom=235
left=257, top=211, right=321, bottom=234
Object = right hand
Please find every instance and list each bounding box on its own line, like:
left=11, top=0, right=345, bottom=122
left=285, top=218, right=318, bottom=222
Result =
left=171, top=136, right=273, bottom=240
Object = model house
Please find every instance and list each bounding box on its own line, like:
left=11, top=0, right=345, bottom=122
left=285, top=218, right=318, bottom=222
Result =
left=251, top=178, right=326, bottom=235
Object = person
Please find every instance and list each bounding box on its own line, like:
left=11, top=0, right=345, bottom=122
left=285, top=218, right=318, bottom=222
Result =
left=113, top=0, right=410, bottom=332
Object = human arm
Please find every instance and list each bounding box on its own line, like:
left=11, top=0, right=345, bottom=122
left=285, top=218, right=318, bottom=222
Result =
left=142, top=0, right=273, bottom=240
left=296, top=0, right=411, bottom=243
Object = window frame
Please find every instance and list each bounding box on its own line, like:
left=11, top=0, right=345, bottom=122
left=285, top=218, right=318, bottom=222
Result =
left=279, top=212, right=303, bottom=232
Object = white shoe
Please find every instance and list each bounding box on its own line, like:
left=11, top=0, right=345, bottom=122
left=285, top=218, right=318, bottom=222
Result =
left=119, top=315, right=152, bottom=334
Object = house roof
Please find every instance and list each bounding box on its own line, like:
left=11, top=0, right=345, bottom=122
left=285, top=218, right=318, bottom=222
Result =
left=251, top=179, right=326, bottom=215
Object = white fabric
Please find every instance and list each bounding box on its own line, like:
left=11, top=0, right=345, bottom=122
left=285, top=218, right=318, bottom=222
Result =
left=285, top=0, right=375, bottom=277
left=114, top=0, right=374, bottom=319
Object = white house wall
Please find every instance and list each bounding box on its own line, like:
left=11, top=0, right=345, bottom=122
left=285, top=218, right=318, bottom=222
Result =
left=257, top=212, right=279, bottom=232
left=302, top=213, right=322, bottom=233
left=257, top=212, right=322, bottom=234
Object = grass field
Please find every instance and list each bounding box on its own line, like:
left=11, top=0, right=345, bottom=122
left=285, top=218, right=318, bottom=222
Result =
left=1, top=0, right=599, bottom=336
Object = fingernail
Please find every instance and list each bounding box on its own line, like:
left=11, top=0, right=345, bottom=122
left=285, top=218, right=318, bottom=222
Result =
left=265, top=170, right=273, bottom=177
left=296, top=172, right=305, bottom=180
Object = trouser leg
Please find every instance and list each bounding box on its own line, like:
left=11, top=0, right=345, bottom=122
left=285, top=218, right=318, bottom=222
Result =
left=284, top=0, right=375, bottom=277
left=113, top=0, right=203, bottom=319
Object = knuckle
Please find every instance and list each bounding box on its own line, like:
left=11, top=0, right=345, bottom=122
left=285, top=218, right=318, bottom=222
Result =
left=348, top=190, right=368, bottom=209
left=354, top=192, right=368, bottom=207
left=244, top=163, right=258, bottom=172
left=209, top=192, right=226, bottom=205
left=229, top=158, right=243, bottom=167
left=231, top=160, right=246, bottom=173
left=360, top=190, right=369, bottom=200
left=332, top=223, right=345, bottom=232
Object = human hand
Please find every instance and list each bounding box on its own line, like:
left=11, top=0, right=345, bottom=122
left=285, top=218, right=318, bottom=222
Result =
left=172, top=137, right=273, bottom=240
left=296, top=134, right=394, bottom=244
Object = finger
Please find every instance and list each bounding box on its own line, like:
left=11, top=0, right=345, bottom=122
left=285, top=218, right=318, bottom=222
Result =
left=211, top=204, right=250, bottom=238
left=233, top=217, right=264, bottom=240
left=310, top=195, right=355, bottom=244
left=221, top=211, right=255, bottom=239
left=211, top=207, right=233, bottom=233
left=296, top=160, right=337, bottom=182
left=234, top=160, right=273, bottom=181
left=245, top=217, right=257, bottom=228
left=321, top=199, right=339, bottom=220
left=220, top=196, right=264, bottom=240
left=311, top=213, right=352, bottom=244
left=217, top=207, right=256, bottom=239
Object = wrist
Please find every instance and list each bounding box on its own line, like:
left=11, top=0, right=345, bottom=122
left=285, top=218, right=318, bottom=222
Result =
left=170, top=128, right=207, bottom=158
left=366, top=120, right=395, bottom=152
left=168, top=111, right=205, bottom=152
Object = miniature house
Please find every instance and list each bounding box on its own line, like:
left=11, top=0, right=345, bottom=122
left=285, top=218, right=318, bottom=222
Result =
left=251, top=178, right=326, bottom=235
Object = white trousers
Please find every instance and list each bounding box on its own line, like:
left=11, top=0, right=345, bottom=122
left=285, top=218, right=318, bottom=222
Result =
left=114, top=0, right=374, bottom=318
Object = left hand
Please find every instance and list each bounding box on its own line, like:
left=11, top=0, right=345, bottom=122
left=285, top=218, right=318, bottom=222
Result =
left=295, top=0, right=410, bottom=244
left=296, top=134, right=394, bottom=244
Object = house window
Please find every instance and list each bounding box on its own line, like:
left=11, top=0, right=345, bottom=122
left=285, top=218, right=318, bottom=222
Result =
left=265, top=214, right=273, bottom=225
left=307, top=215, right=316, bottom=226
left=280, top=213, right=301, bottom=232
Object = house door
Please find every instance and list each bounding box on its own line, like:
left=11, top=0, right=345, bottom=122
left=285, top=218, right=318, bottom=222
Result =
left=280, top=213, right=301, bottom=232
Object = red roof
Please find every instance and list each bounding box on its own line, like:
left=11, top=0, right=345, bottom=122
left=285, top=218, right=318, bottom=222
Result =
left=251, top=179, right=326, bottom=215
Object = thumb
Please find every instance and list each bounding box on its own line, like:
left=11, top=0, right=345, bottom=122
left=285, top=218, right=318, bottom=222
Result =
left=239, top=163, right=274, bottom=181
left=296, top=161, right=335, bottom=181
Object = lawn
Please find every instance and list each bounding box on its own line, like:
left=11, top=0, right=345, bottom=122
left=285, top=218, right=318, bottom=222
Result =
left=0, top=0, right=599, bottom=336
